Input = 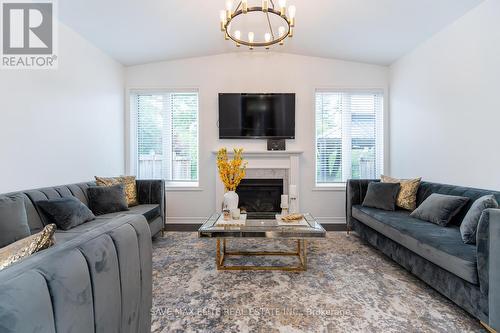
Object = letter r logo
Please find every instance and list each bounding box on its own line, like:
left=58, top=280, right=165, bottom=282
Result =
left=2, top=2, right=53, bottom=54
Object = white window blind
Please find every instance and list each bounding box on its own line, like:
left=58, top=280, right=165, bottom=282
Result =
left=133, top=91, right=199, bottom=184
left=315, top=90, right=384, bottom=184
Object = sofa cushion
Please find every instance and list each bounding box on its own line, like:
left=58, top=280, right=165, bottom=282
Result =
left=36, top=197, right=96, bottom=230
left=88, top=184, right=129, bottom=215
left=410, top=193, right=469, bottom=226
left=460, top=195, right=498, bottom=244
left=0, top=224, right=56, bottom=270
left=362, top=182, right=400, bottom=211
left=127, top=205, right=160, bottom=221
left=352, top=205, right=478, bottom=284
left=0, top=195, right=31, bottom=248
left=97, top=204, right=160, bottom=222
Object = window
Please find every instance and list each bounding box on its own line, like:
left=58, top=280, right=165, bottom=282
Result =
left=131, top=91, right=199, bottom=185
left=315, top=90, right=384, bottom=185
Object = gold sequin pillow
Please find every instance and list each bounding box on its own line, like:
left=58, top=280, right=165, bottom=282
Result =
left=0, top=224, right=56, bottom=271
left=95, top=176, right=138, bottom=207
left=381, top=175, right=421, bottom=211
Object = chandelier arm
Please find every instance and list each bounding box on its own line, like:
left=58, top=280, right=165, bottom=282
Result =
left=235, top=1, right=242, bottom=12
left=270, top=0, right=276, bottom=9
left=266, top=12, right=275, bottom=40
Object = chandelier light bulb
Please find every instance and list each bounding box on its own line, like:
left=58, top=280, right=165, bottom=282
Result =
left=262, top=0, right=269, bottom=12
left=265, top=33, right=271, bottom=49
left=242, top=0, right=248, bottom=13
left=248, top=31, right=255, bottom=49
left=235, top=30, right=241, bottom=47
left=278, top=26, right=286, bottom=45
left=279, top=0, right=287, bottom=16
left=219, top=10, right=227, bottom=31
left=288, top=5, right=296, bottom=26
left=226, top=0, right=232, bottom=20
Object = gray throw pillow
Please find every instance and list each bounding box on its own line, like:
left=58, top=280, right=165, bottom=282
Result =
left=362, top=182, right=401, bottom=211
left=460, top=195, right=498, bottom=244
left=87, top=184, right=129, bottom=215
left=36, top=197, right=96, bottom=231
left=0, top=195, right=31, bottom=248
left=410, top=193, right=469, bottom=226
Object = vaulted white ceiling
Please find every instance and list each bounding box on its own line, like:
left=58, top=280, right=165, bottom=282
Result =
left=59, top=0, right=483, bottom=66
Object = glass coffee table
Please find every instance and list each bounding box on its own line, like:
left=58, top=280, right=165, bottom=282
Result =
left=198, top=213, right=326, bottom=271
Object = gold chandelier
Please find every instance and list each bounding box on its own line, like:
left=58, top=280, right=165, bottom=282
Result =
left=219, top=0, right=296, bottom=49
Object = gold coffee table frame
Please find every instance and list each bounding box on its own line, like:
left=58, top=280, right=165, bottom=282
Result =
left=216, top=238, right=307, bottom=271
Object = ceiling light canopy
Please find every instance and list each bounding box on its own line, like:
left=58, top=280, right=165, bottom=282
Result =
left=219, top=0, right=296, bottom=49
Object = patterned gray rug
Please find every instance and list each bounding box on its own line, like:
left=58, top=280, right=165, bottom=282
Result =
left=151, top=232, right=484, bottom=333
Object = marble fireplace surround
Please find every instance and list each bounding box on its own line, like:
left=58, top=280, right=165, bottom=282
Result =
left=214, top=150, right=303, bottom=212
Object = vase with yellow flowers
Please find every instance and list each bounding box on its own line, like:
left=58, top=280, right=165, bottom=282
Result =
left=216, top=147, right=247, bottom=210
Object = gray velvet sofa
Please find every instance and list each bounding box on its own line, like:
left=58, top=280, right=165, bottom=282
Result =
left=347, top=180, right=500, bottom=331
left=0, top=179, right=165, bottom=333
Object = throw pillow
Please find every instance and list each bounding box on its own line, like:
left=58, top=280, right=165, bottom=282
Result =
left=410, top=193, right=469, bottom=226
left=87, top=184, right=129, bottom=215
left=381, top=175, right=421, bottom=211
left=0, top=195, right=31, bottom=248
left=36, top=197, right=96, bottom=231
left=460, top=195, right=498, bottom=244
left=0, top=224, right=55, bottom=271
left=362, top=182, right=401, bottom=211
left=95, top=176, right=138, bottom=207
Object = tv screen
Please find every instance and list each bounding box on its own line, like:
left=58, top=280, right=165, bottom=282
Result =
left=218, top=93, right=295, bottom=139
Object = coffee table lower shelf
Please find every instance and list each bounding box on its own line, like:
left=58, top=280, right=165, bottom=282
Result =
left=215, top=238, right=307, bottom=272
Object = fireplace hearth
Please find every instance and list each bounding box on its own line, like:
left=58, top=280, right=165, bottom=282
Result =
left=236, top=179, right=284, bottom=219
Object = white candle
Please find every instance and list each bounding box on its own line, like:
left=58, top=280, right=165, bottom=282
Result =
left=289, top=185, right=297, bottom=198
left=281, top=194, right=289, bottom=205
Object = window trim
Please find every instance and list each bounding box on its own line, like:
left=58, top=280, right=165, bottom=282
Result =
left=127, top=87, right=201, bottom=188
left=313, top=87, right=386, bottom=187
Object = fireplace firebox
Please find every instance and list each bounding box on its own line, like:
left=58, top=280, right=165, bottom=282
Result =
left=236, top=179, right=284, bottom=219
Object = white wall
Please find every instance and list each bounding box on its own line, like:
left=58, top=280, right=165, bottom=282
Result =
left=390, top=0, right=500, bottom=190
left=126, top=52, right=389, bottom=224
left=0, top=23, right=125, bottom=193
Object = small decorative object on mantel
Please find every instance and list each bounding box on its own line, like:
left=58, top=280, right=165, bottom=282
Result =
left=216, top=147, right=248, bottom=210
left=280, top=194, right=289, bottom=215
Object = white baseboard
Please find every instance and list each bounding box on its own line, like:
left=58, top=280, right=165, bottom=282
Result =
left=166, top=217, right=208, bottom=224
left=315, top=217, right=346, bottom=224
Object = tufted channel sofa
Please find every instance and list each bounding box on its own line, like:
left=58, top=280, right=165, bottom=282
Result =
left=0, top=180, right=165, bottom=333
left=347, top=180, right=500, bottom=331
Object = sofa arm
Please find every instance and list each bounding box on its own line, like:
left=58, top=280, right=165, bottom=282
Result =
left=346, top=179, right=378, bottom=230
left=136, top=179, right=165, bottom=219
left=476, top=208, right=500, bottom=330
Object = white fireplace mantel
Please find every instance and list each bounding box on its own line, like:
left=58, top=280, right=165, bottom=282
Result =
left=213, top=150, right=303, bottom=212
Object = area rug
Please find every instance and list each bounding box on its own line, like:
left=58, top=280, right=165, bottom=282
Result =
left=151, top=232, right=484, bottom=333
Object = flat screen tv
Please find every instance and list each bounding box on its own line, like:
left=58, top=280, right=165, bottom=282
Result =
left=218, top=93, right=295, bottom=139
